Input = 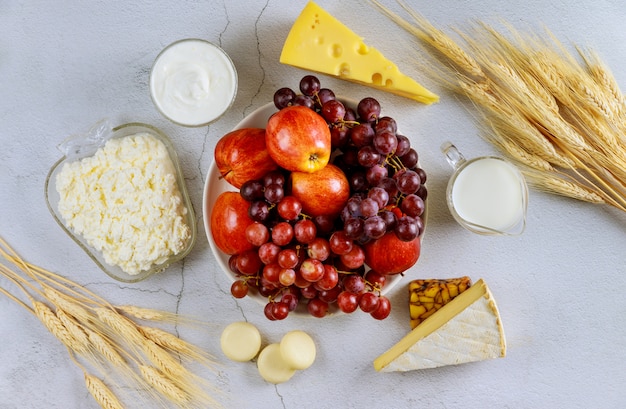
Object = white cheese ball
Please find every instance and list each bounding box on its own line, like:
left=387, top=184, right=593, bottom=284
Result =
left=220, top=322, right=262, bottom=362
left=279, top=330, right=316, bottom=370
left=257, top=343, right=296, bottom=384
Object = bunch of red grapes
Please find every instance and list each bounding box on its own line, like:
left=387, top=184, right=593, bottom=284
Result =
left=229, top=75, right=427, bottom=320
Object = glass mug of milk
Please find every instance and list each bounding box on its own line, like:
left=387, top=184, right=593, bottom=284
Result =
left=441, top=142, right=528, bottom=236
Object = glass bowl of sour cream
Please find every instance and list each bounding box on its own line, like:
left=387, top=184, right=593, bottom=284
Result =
left=149, top=38, right=238, bottom=127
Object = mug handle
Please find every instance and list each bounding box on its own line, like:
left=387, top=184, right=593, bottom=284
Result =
left=441, top=142, right=466, bottom=170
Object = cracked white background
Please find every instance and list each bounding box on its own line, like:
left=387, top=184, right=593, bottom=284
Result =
left=1, top=1, right=625, bottom=408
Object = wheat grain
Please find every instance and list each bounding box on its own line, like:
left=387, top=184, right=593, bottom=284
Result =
left=488, top=111, right=575, bottom=169
left=33, top=301, right=78, bottom=351
left=116, top=305, right=168, bottom=321
left=428, top=30, right=485, bottom=79
left=459, top=80, right=502, bottom=112
left=139, top=365, right=191, bottom=406
left=143, top=339, right=190, bottom=379
left=518, top=68, right=559, bottom=114
left=44, top=287, right=92, bottom=322
left=140, top=327, right=221, bottom=407
left=96, top=307, right=145, bottom=345
left=56, top=309, right=90, bottom=354
left=529, top=56, right=571, bottom=102
left=142, top=338, right=220, bottom=408
left=579, top=48, right=626, bottom=113
left=579, top=81, right=617, bottom=120
left=85, top=374, right=124, bottom=409
left=466, top=82, right=574, bottom=168
left=485, top=132, right=554, bottom=172
left=139, top=325, right=212, bottom=363
left=527, top=172, right=605, bottom=203
left=86, top=329, right=127, bottom=367
left=472, top=23, right=559, bottom=114
left=567, top=106, right=626, bottom=158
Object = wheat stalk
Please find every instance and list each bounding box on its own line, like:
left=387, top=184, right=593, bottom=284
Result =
left=373, top=1, right=626, bottom=213
left=139, top=325, right=216, bottom=365
left=85, top=329, right=128, bottom=368
left=139, top=365, right=191, bottom=406
left=96, top=307, right=146, bottom=346
left=525, top=171, right=606, bottom=204
left=0, top=237, right=222, bottom=409
left=57, top=309, right=91, bottom=354
left=143, top=339, right=191, bottom=379
left=371, top=0, right=484, bottom=79
left=33, top=301, right=79, bottom=352
left=84, top=374, right=124, bottom=409
left=44, top=287, right=93, bottom=322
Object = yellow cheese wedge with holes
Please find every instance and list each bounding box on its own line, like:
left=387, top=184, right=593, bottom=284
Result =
left=280, top=1, right=439, bottom=104
left=374, top=279, right=506, bottom=372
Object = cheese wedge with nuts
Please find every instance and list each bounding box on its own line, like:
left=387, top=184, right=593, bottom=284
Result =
left=374, top=279, right=506, bottom=372
left=409, top=277, right=472, bottom=328
left=279, top=1, right=439, bottom=104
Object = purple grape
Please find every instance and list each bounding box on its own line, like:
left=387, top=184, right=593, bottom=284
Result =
left=395, top=169, right=421, bottom=195
left=357, top=97, right=381, bottom=122
left=273, top=87, right=296, bottom=109
left=349, top=123, right=374, bottom=147
left=357, top=145, right=381, bottom=168
left=395, top=134, right=411, bottom=157
left=400, top=149, right=419, bottom=169
left=321, top=99, right=346, bottom=123
left=240, top=179, right=264, bottom=201
left=394, top=216, right=419, bottom=241
left=363, top=216, right=386, bottom=240
left=375, top=116, right=397, bottom=134
left=359, top=198, right=380, bottom=218
left=400, top=194, right=425, bottom=218
left=373, top=130, right=398, bottom=155
left=299, top=75, right=321, bottom=96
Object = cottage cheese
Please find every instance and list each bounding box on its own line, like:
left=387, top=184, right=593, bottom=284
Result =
left=56, top=133, right=191, bottom=275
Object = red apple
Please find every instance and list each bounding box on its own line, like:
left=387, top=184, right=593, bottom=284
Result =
left=214, top=128, right=279, bottom=188
left=289, top=163, right=350, bottom=218
left=363, top=231, right=421, bottom=275
left=210, top=191, right=256, bottom=255
left=265, top=106, right=331, bottom=173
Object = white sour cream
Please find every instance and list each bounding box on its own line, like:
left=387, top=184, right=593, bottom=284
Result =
left=150, top=39, right=237, bottom=126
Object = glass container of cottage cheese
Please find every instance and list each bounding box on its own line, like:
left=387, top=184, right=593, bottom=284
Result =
left=150, top=38, right=238, bottom=127
left=45, top=120, right=197, bottom=282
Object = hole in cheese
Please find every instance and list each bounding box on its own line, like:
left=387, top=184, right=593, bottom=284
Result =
left=332, top=44, right=342, bottom=58
left=339, top=62, right=350, bottom=76
left=372, top=73, right=383, bottom=85
left=356, top=43, right=369, bottom=55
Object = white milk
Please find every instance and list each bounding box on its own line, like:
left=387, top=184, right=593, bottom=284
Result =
left=450, top=158, right=525, bottom=232
left=150, top=39, right=237, bottom=126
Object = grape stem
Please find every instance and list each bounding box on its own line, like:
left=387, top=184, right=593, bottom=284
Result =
left=385, top=154, right=406, bottom=171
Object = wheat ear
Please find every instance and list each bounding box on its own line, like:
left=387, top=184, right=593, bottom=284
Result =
left=84, top=374, right=124, bottom=409
left=139, top=365, right=191, bottom=406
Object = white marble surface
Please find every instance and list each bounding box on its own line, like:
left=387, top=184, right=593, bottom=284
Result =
left=1, top=1, right=626, bottom=408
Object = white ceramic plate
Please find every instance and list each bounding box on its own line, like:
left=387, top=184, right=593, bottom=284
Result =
left=202, top=102, right=278, bottom=306
left=202, top=100, right=426, bottom=314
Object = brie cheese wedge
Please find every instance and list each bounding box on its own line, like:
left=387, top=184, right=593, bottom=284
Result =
left=374, top=279, right=506, bottom=372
